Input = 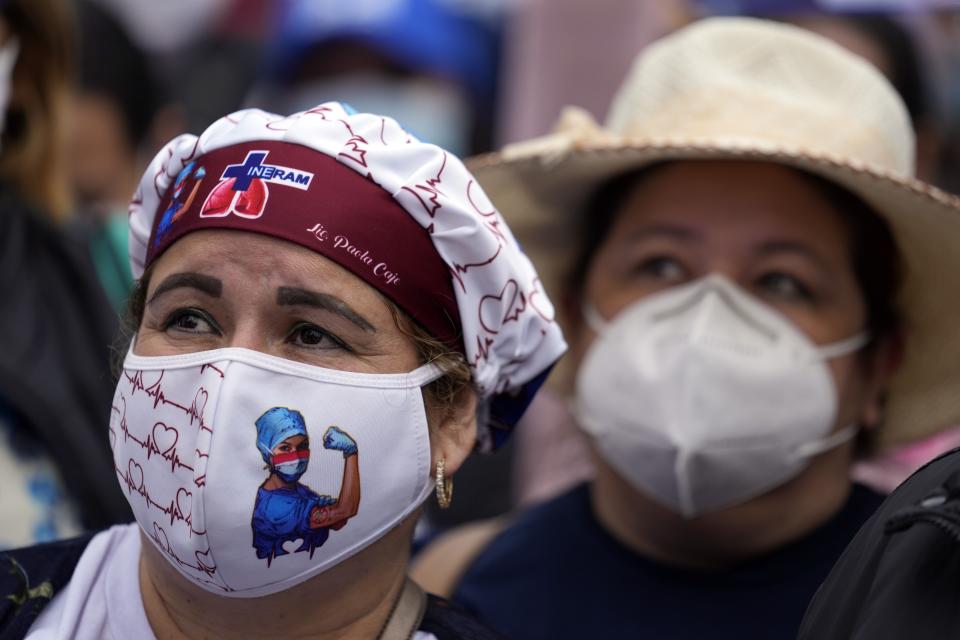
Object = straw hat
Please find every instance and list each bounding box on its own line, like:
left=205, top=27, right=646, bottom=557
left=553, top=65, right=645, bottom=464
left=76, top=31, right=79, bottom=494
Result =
left=469, top=17, right=960, bottom=450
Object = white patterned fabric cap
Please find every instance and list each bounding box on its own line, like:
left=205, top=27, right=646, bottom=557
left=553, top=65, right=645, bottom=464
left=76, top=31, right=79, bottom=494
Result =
left=128, top=102, right=568, bottom=451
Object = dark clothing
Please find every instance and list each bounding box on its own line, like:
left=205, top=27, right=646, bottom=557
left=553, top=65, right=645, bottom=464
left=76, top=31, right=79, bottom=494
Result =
left=454, top=482, right=883, bottom=640
left=0, top=533, right=95, bottom=638
left=799, top=447, right=960, bottom=639
left=0, top=533, right=506, bottom=640
left=0, top=185, right=130, bottom=529
left=420, top=595, right=508, bottom=640
left=252, top=484, right=335, bottom=562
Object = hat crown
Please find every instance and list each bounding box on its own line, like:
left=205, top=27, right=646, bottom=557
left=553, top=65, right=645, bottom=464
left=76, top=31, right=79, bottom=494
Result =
left=606, top=17, right=915, bottom=177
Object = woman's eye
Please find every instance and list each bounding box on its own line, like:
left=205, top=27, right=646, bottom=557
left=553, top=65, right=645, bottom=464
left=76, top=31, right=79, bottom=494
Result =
left=164, top=309, right=216, bottom=334
left=289, top=323, right=349, bottom=351
left=637, top=256, right=686, bottom=281
left=756, top=272, right=813, bottom=301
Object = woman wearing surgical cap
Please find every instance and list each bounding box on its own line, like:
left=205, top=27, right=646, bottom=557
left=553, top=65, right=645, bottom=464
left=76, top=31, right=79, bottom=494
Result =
left=412, top=17, right=960, bottom=640
left=0, top=102, right=565, bottom=639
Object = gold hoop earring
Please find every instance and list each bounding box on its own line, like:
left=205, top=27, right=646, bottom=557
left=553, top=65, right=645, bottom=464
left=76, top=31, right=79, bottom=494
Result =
left=435, top=458, right=454, bottom=509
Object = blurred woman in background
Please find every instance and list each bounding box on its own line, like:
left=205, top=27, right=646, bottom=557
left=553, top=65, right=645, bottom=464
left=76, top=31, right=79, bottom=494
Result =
left=414, top=17, right=960, bottom=639
left=0, top=0, right=129, bottom=549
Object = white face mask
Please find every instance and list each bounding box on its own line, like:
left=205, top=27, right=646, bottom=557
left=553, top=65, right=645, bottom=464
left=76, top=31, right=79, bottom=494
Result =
left=574, top=275, right=868, bottom=518
left=110, top=345, right=441, bottom=597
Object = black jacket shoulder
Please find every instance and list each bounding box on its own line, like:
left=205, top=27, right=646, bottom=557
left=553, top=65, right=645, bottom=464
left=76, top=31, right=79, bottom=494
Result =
left=422, top=594, right=507, bottom=640
left=799, top=447, right=960, bottom=639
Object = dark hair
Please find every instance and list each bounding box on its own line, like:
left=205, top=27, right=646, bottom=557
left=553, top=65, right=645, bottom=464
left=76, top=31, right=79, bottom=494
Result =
left=838, top=14, right=930, bottom=126
left=567, top=163, right=902, bottom=341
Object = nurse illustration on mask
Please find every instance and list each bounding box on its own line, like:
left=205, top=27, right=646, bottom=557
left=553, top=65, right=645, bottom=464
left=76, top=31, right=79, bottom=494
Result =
left=252, top=407, right=360, bottom=566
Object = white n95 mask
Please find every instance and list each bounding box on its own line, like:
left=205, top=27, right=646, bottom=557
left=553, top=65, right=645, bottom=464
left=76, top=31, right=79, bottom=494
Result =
left=574, top=275, right=868, bottom=518
left=110, top=345, right=441, bottom=597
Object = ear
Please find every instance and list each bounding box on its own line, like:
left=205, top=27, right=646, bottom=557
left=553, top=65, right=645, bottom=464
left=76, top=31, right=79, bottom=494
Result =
left=429, top=386, right=478, bottom=477
left=859, top=331, right=904, bottom=431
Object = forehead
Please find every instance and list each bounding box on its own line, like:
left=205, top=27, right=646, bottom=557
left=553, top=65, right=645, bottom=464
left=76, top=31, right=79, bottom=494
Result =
left=149, top=229, right=389, bottom=307
left=608, top=161, right=851, bottom=246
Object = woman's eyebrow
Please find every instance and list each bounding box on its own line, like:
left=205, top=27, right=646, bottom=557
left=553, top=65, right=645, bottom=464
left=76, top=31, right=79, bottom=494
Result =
left=627, top=224, right=700, bottom=243
left=148, top=272, right=223, bottom=305
left=276, top=287, right=376, bottom=333
left=755, top=240, right=833, bottom=272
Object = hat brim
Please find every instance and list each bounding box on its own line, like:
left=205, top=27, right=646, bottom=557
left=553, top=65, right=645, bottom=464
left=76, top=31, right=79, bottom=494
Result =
left=469, top=140, right=960, bottom=451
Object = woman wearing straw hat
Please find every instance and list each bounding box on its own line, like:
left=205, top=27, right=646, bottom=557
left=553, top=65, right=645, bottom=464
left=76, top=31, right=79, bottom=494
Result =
left=0, top=102, right=566, bottom=639
left=412, top=16, right=960, bottom=639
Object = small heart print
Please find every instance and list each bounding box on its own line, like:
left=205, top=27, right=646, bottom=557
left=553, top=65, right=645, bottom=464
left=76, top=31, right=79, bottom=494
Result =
left=191, top=389, right=209, bottom=424
left=127, top=459, right=144, bottom=491
left=152, top=522, right=171, bottom=552
left=195, top=548, right=216, bottom=573
left=528, top=277, right=555, bottom=322
left=282, top=538, right=305, bottom=555
left=479, top=280, right=524, bottom=334
left=175, top=488, right=192, bottom=521
left=467, top=180, right=496, bottom=217
left=152, top=422, right=179, bottom=456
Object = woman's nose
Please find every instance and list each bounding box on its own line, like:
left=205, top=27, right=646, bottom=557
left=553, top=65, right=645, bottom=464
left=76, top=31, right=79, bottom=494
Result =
left=699, top=263, right=741, bottom=283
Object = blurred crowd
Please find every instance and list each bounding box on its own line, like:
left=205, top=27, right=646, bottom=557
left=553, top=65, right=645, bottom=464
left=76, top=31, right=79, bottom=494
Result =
left=0, top=0, right=959, bottom=637
left=3, top=0, right=960, bottom=550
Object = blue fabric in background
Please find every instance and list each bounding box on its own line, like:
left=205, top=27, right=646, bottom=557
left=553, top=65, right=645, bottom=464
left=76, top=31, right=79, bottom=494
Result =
left=698, top=0, right=823, bottom=13
left=0, top=399, right=81, bottom=549
left=265, top=0, right=500, bottom=101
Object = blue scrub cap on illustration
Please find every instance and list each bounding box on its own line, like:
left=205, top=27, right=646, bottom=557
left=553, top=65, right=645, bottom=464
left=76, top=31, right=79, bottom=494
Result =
left=255, top=407, right=308, bottom=462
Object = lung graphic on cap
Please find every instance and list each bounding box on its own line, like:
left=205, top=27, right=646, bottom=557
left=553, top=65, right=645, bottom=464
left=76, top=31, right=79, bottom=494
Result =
left=200, top=150, right=315, bottom=220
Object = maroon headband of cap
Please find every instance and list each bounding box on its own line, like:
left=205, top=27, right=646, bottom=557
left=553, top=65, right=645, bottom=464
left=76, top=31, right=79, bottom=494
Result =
left=145, top=140, right=463, bottom=352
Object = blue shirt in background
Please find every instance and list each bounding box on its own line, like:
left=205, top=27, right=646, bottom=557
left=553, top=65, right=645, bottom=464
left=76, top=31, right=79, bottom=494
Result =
left=454, top=482, right=883, bottom=640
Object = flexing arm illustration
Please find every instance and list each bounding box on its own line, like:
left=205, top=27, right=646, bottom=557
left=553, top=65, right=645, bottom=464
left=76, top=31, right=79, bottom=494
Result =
left=310, top=426, right=360, bottom=530
left=252, top=408, right=363, bottom=563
